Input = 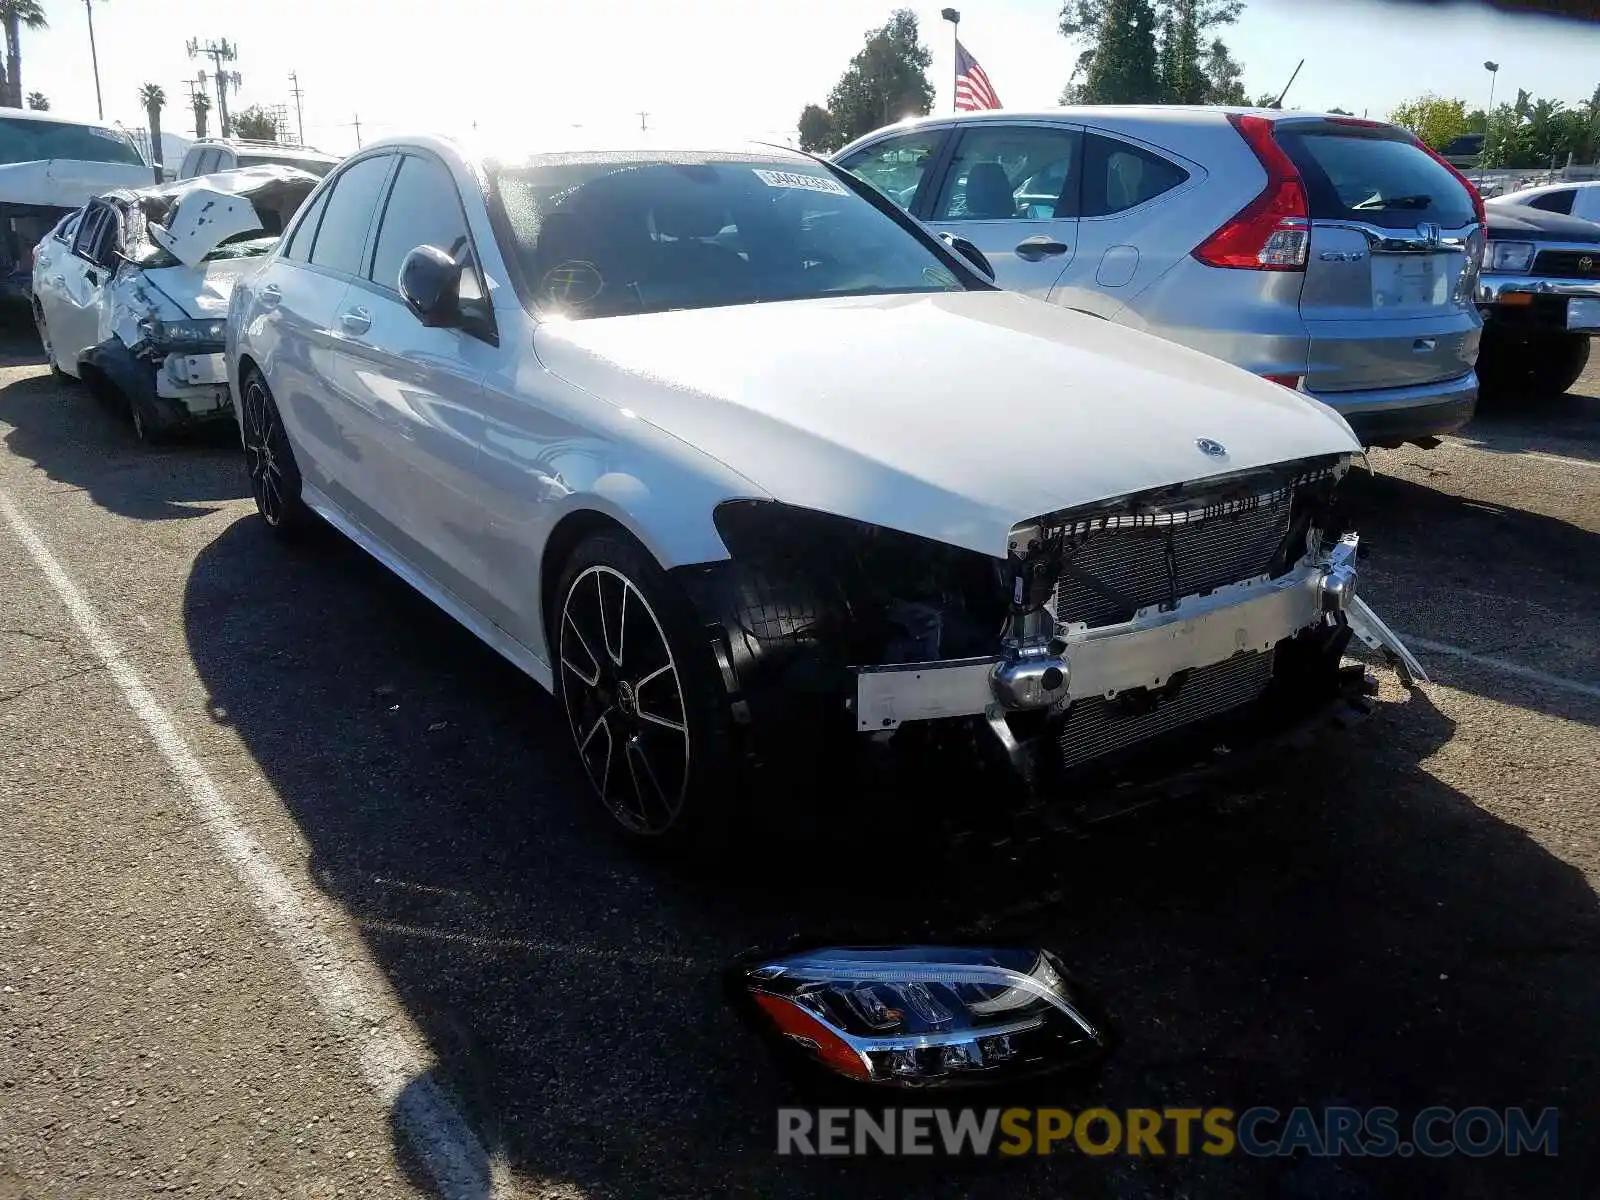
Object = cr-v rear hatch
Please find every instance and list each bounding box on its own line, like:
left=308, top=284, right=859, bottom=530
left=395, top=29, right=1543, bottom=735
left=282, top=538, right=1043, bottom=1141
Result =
left=1277, top=116, right=1483, bottom=393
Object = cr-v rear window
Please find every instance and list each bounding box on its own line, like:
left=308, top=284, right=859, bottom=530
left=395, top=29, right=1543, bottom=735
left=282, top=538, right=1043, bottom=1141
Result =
left=1276, top=128, right=1476, bottom=230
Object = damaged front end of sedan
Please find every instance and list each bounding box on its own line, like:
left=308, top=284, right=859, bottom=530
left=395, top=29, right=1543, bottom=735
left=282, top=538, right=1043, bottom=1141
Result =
left=672, top=453, right=1424, bottom=826
left=65, top=167, right=318, bottom=439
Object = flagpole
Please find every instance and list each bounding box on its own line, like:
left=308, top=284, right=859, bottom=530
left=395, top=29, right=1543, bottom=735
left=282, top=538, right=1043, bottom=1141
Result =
left=941, top=8, right=961, bottom=112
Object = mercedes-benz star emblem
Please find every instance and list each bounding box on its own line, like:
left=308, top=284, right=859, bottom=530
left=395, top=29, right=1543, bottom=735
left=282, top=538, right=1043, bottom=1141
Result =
left=1196, top=438, right=1228, bottom=458
left=1581, top=256, right=1594, bottom=274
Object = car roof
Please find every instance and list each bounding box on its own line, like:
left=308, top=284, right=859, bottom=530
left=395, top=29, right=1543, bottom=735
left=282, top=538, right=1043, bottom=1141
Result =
left=849, top=105, right=1377, bottom=131
left=191, top=140, right=339, bottom=161
left=356, top=130, right=818, bottom=172
left=0, top=108, right=130, bottom=132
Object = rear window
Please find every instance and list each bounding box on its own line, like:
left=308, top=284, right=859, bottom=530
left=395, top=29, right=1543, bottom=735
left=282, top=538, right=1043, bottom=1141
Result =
left=1277, top=129, right=1476, bottom=230
left=0, top=116, right=144, bottom=167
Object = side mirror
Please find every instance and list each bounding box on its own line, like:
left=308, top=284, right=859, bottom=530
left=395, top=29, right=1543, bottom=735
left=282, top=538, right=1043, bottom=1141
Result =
left=398, top=244, right=463, bottom=328
left=939, top=232, right=996, bottom=282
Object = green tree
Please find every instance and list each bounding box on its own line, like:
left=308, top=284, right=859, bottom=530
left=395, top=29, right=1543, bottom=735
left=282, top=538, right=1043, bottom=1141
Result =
left=139, top=84, right=165, bottom=181
left=796, top=103, right=838, bottom=153
left=0, top=0, right=47, bottom=110
left=231, top=105, right=278, bottom=142
left=1200, top=37, right=1247, bottom=104
left=24, top=88, right=45, bottom=109
left=815, top=9, right=934, bottom=145
left=1158, top=0, right=1210, bottom=103
left=1387, top=93, right=1470, bottom=150
left=1076, top=0, right=1161, bottom=103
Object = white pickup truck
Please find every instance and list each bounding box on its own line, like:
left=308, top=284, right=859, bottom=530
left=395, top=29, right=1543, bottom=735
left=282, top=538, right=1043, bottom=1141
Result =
left=1, top=110, right=152, bottom=301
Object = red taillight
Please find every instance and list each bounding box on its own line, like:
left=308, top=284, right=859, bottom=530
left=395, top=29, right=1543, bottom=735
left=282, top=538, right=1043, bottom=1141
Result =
left=1261, top=373, right=1303, bottom=389
left=1194, top=113, right=1310, bottom=271
left=1411, top=134, right=1487, bottom=227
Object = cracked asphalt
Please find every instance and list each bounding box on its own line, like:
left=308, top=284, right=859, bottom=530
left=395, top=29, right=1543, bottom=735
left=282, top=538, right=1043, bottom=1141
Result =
left=0, top=315, right=1596, bottom=1199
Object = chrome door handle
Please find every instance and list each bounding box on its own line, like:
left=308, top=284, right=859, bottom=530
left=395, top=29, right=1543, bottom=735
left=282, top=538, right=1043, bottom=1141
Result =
left=1015, top=236, right=1070, bottom=262
left=259, top=283, right=282, bottom=309
left=339, top=306, right=371, bottom=335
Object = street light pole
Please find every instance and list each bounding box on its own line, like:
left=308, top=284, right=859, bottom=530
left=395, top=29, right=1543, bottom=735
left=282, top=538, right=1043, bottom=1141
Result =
left=1484, top=61, right=1500, bottom=121
left=83, top=0, right=103, bottom=119
left=941, top=8, right=960, bottom=113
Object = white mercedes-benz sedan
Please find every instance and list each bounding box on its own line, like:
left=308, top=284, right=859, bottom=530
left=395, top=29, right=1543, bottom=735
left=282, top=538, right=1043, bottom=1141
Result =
left=227, top=134, right=1425, bottom=846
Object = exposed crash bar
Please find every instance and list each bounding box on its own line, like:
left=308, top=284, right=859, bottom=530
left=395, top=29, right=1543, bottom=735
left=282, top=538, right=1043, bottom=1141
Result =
left=853, top=537, right=1419, bottom=731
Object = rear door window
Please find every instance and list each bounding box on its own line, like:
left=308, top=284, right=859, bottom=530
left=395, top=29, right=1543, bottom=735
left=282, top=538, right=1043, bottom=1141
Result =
left=1277, top=128, right=1476, bottom=229
left=932, top=125, right=1081, bottom=221
left=1080, top=134, right=1188, bottom=217
left=281, top=186, right=330, bottom=263
left=1527, top=189, right=1576, bottom=215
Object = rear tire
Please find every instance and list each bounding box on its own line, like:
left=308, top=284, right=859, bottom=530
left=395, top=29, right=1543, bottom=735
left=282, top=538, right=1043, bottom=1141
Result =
left=239, top=367, right=311, bottom=537
left=553, top=532, right=742, bottom=850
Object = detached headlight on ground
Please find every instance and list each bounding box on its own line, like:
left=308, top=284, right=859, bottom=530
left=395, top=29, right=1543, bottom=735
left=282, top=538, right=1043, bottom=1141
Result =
left=138, top=317, right=227, bottom=347
left=1486, top=241, right=1535, bottom=273
left=730, top=945, right=1108, bottom=1087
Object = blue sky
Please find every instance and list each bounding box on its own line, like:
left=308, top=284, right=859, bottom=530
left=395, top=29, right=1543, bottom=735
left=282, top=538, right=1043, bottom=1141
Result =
left=16, top=0, right=1600, bottom=154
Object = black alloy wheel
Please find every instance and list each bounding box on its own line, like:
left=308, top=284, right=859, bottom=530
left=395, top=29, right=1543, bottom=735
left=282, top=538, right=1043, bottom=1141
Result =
left=240, top=368, right=310, bottom=535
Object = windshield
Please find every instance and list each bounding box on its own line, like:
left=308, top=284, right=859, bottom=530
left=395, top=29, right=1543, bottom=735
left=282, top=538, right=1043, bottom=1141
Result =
left=236, top=152, right=334, bottom=177
left=0, top=117, right=144, bottom=167
left=488, top=154, right=967, bottom=318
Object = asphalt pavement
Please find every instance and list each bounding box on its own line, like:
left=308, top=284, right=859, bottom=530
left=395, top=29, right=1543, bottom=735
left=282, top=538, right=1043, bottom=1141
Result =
left=0, top=317, right=1596, bottom=1199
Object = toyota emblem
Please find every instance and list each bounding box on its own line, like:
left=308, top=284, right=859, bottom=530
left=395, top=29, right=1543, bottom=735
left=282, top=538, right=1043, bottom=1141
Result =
left=1196, top=438, right=1228, bottom=458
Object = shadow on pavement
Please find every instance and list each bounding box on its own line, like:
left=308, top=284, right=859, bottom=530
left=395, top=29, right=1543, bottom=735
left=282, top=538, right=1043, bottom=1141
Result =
left=1339, top=466, right=1600, bottom=727
left=0, top=363, right=248, bottom=522
left=1458, top=385, right=1600, bottom=464
left=182, top=513, right=1600, bottom=1199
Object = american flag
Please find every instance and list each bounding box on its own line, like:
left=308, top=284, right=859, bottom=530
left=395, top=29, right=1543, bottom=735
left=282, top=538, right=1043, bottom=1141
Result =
left=954, top=40, right=1001, bottom=111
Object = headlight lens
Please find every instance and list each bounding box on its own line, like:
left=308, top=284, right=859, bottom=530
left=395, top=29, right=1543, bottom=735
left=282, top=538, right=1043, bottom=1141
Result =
left=138, top=317, right=227, bottom=346
left=732, top=945, right=1108, bottom=1086
left=1486, top=240, right=1535, bottom=273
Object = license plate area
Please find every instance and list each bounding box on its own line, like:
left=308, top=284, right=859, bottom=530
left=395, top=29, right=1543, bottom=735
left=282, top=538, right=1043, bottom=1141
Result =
left=1567, top=297, right=1600, bottom=330
left=1371, top=254, right=1448, bottom=308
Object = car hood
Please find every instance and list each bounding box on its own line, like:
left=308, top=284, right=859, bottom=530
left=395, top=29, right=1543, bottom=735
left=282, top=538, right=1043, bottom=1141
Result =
left=1485, top=202, right=1600, bottom=243
left=0, top=159, right=151, bottom=209
left=135, top=257, right=262, bottom=319
left=532, top=290, right=1361, bottom=555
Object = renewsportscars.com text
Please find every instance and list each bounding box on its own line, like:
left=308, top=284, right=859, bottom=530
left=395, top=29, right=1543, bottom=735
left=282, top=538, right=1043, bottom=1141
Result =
left=776, top=1106, right=1559, bottom=1158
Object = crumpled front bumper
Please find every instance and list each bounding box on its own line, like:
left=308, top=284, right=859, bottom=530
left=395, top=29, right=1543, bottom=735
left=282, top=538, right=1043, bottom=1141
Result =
left=851, top=534, right=1425, bottom=734
left=154, top=350, right=232, bottom=417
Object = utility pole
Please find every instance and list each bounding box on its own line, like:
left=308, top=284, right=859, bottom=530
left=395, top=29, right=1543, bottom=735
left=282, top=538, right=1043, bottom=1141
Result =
left=83, top=0, right=103, bottom=119
left=288, top=72, right=306, bottom=146
left=637, top=110, right=649, bottom=132
left=352, top=113, right=362, bottom=149
left=187, top=38, right=241, bottom=137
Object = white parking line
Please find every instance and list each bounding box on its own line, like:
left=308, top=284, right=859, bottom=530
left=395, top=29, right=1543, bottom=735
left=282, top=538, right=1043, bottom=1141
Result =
left=1519, top=451, right=1600, bottom=472
left=1402, top=634, right=1600, bottom=701
left=0, top=489, right=507, bottom=1200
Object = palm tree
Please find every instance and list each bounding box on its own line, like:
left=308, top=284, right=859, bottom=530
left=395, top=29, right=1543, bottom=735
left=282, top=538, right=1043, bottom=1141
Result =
left=24, top=88, right=45, bottom=109
left=139, top=84, right=166, bottom=182
left=191, top=90, right=211, bottom=140
left=0, top=0, right=47, bottom=111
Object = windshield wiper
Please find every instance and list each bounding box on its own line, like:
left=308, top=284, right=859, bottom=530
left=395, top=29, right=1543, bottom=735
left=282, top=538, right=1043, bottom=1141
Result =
left=1354, top=193, right=1435, bottom=211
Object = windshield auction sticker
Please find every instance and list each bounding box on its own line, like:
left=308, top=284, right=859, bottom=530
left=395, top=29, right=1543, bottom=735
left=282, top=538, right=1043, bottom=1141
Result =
left=752, top=168, right=849, bottom=196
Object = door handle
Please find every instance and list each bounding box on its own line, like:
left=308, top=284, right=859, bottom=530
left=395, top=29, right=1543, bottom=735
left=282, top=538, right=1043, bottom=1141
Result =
left=51, top=275, right=64, bottom=286
left=259, top=283, right=282, bottom=309
left=339, top=306, right=372, bottom=335
left=1015, top=236, right=1070, bottom=262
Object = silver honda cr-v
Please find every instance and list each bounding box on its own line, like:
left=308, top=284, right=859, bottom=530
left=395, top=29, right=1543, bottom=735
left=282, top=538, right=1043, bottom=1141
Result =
left=833, top=107, right=1486, bottom=448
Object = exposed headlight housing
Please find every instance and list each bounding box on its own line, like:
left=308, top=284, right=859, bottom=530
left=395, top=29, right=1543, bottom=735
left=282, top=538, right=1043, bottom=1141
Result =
left=1486, top=240, right=1535, bottom=273
left=730, top=945, right=1108, bottom=1087
left=137, top=316, right=227, bottom=347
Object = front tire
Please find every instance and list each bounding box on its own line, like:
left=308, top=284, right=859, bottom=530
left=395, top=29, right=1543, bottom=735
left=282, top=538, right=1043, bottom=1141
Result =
left=1478, top=328, right=1591, bottom=399
left=239, top=367, right=311, bottom=537
left=554, top=532, right=740, bottom=847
